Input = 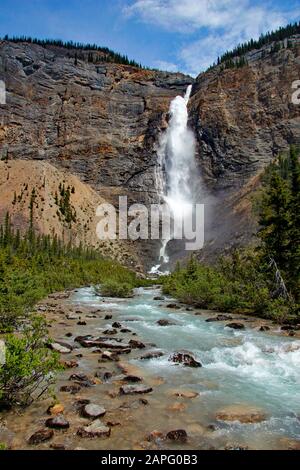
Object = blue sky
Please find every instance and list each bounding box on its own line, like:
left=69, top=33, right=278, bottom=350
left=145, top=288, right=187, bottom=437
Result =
left=0, top=0, right=299, bottom=76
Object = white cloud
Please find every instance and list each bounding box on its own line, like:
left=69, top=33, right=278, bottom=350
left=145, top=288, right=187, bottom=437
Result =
left=125, top=0, right=300, bottom=75
left=153, top=60, right=179, bottom=72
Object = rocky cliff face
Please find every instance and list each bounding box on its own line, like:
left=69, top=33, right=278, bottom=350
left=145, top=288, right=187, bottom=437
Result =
left=0, top=41, right=192, bottom=267
left=189, top=36, right=300, bottom=260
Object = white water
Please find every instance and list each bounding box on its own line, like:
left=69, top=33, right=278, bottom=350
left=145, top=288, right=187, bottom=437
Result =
left=151, top=85, right=197, bottom=273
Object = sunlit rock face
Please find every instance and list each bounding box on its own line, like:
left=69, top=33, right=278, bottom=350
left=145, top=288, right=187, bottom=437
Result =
left=189, top=36, right=300, bottom=261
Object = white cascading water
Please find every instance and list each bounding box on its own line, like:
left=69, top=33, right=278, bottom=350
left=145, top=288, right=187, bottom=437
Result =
left=151, top=85, right=196, bottom=273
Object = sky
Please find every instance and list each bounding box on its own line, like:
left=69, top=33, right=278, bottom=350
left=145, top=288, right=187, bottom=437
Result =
left=0, top=0, right=299, bottom=76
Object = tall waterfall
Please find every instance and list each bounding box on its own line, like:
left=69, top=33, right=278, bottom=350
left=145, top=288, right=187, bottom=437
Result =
left=151, top=85, right=197, bottom=273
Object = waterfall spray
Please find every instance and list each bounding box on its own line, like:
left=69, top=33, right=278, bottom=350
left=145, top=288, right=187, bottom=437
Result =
left=151, top=85, right=197, bottom=274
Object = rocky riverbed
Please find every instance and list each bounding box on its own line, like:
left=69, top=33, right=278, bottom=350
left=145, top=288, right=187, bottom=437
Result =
left=0, top=286, right=300, bottom=450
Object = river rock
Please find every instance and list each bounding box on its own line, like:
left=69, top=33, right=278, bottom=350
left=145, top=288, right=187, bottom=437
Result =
left=101, top=351, right=119, bottom=361
left=49, top=342, right=72, bottom=354
left=123, top=375, right=142, bottom=383
left=206, top=315, right=233, bottom=322
left=28, top=429, right=54, bottom=445
left=67, top=314, right=80, bottom=320
left=259, top=325, right=270, bottom=332
left=69, top=373, right=95, bottom=387
left=120, top=384, right=153, bottom=395
left=140, top=350, right=164, bottom=360
left=169, top=351, right=202, bottom=368
left=154, top=296, right=165, bottom=301
left=60, top=384, right=81, bottom=394
left=157, top=319, right=177, bottom=326
left=166, top=429, right=188, bottom=443
left=81, top=404, right=106, bottom=420
left=112, top=322, right=122, bottom=328
left=226, top=323, right=245, bottom=330
left=47, top=404, right=65, bottom=416
left=216, top=405, right=267, bottom=424
left=77, top=420, right=111, bottom=439
left=129, top=339, right=146, bottom=349
left=60, top=360, right=79, bottom=369
left=120, top=328, right=132, bottom=333
left=77, top=321, right=87, bottom=326
left=46, top=415, right=70, bottom=430
left=95, top=370, right=113, bottom=381
left=166, top=304, right=181, bottom=309
left=105, top=315, right=113, bottom=320
left=103, top=329, right=118, bottom=335
left=148, top=430, right=165, bottom=442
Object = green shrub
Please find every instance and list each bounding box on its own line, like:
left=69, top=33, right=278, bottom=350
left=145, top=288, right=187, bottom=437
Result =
left=99, top=281, right=134, bottom=298
left=0, top=316, right=61, bottom=407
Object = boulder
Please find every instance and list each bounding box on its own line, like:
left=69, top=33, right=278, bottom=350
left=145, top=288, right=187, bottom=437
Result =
left=129, top=339, right=146, bottom=349
left=140, top=350, right=164, bottom=360
left=81, top=404, right=106, bottom=420
left=28, top=429, right=54, bottom=445
left=206, top=315, right=233, bottom=322
left=166, top=429, right=188, bottom=443
left=46, top=415, right=70, bottom=430
left=105, top=315, right=113, bottom=320
left=69, top=373, right=95, bottom=387
left=123, top=375, right=142, bottom=383
left=49, top=342, right=72, bottom=354
left=47, top=404, right=64, bottom=416
left=60, top=384, right=81, bottom=394
left=166, top=304, right=181, bottom=309
left=77, top=420, right=111, bottom=438
left=120, top=384, right=153, bottom=395
left=103, top=329, right=118, bottom=335
left=169, top=351, right=202, bottom=368
left=259, top=325, right=270, bottom=332
left=154, top=296, right=165, bottom=301
left=112, top=322, right=122, bottom=328
left=157, top=319, right=177, bottom=326
left=60, top=360, right=79, bottom=369
left=226, top=323, right=245, bottom=330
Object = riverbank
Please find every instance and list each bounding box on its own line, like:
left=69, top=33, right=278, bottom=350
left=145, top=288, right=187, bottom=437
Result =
left=0, top=286, right=300, bottom=450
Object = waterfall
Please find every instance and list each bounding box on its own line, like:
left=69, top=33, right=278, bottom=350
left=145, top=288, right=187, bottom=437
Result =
left=150, top=85, right=196, bottom=274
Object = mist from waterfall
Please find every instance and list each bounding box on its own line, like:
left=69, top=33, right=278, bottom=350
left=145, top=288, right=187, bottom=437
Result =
left=151, top=85, right=197, bottom=274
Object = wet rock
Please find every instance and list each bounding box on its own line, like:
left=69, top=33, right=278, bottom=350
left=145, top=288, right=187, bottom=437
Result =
left=139, top=398, right=149, bottom=405
left=166, top=303, right=181, bottom=310
left=95, top=370, right=113, bottom=381
left=166, top=429, right=188, bottom=443
left=120, top=384, right=153, bottom=395
left=46, top=415, right=70, bottom=430
left=123, top=375, right=142, bottom=383
left=106, top=421, right=121, bottom=427
left=140, top=350, right=164, bottom=360
left=120, top=328, right=131, bottom=333
left=49, top=342, right=72, bottom=354
left=154, top=296, right=165, bottom=301
left=73, top=399, right=91, bottom=412
left=112, top=322, right=122, bottom=328
left=226, top=323, right=245, bottom=330
left=169, top=351, right=202, bottom=368
left=157, top=319, right=177, bottom=326
left=100, top=351, right=119, bottom=362
left=259, top=325, right=270, bottom=332
left=47, top=404, right=64, bottom=416
left=206, top=315, right=233, bottom=322
left=148, top=430, right=165, bottom=442
left=129, top=339, right=146, bottom=349
left=67, top=314, right=80, bottom=320
left=60, top=384, right=81, bottom=394
left=81, top=404, right=106, bottom=420
left=77, top=420, right=111, bottom=439
left=216, top=405, right=267, bottom=424
left=69, top=373, right=95, bottom=387
left=103, top=329, right=118, bottom=335
left=77, top=321, right=87, bottom=326
left=28, top=429, right=54, bottom=445
left=75, top=335, right=99, bottom=348
left=65, top=332, right=73, bottom=338
left=105, top=315, right=113, bottom=320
